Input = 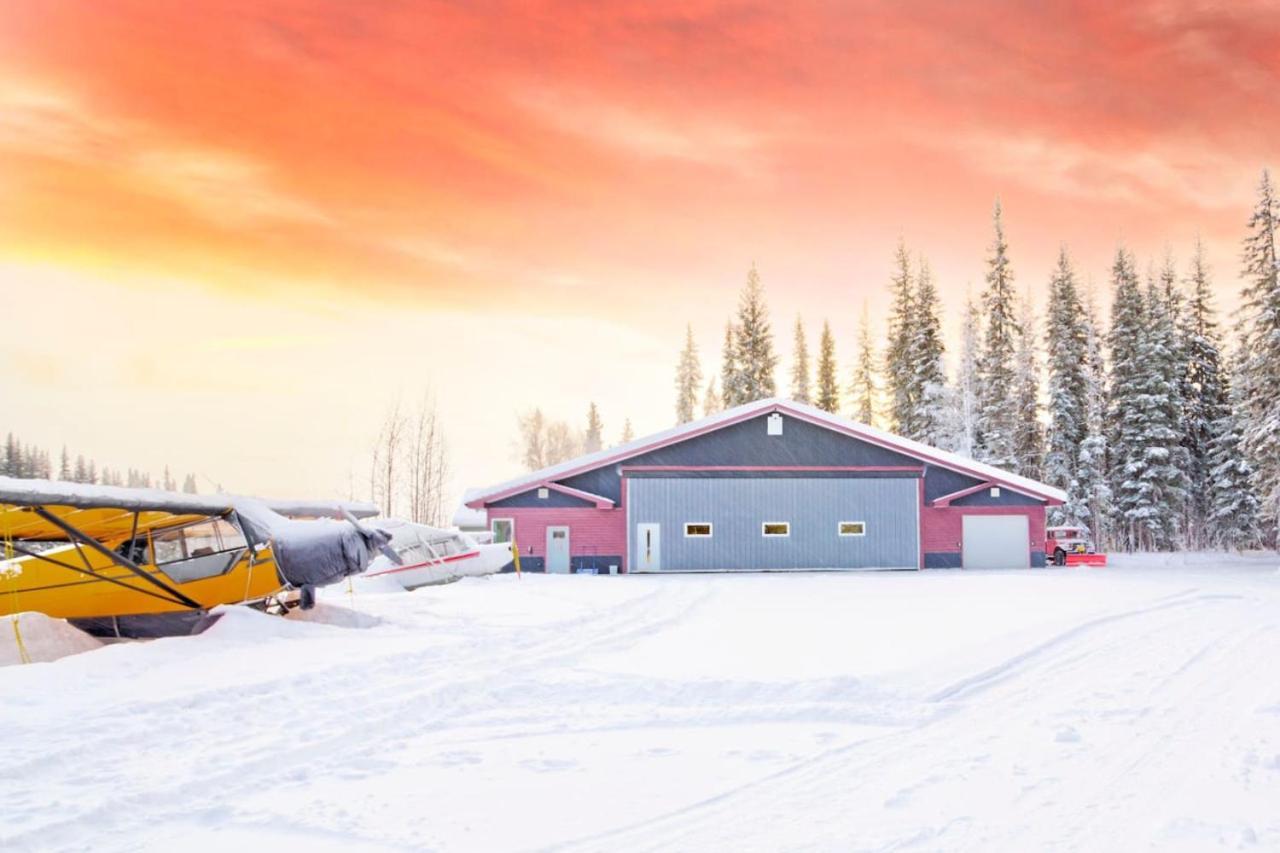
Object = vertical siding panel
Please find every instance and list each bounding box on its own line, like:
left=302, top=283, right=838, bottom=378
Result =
left=630, top=477, right=919, bottom=570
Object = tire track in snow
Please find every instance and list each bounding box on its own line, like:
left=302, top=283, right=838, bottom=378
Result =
left=1, top=580, right=718, bottom=850
left=927, top=589, right=1236, bottom=702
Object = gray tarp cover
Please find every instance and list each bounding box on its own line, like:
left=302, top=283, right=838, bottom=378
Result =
left=235, top=501, right=383, bottom=589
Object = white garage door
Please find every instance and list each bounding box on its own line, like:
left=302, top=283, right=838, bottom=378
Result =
left=962, top=515, right=1030, bottom=569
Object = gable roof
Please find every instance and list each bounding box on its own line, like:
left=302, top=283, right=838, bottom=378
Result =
left=465, top=398, right=1067, bottom=507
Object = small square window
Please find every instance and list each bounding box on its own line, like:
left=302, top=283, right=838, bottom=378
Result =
left=990, top=487, right=1001, bottom=497
left=762, top=522, right=790, bottom=537
left=491, top=519, right=514, bottom=544
left=838, top=521, right=866, bottom=537
left=537, top=487, right=549, bottom=499
left=684, top=523, right=713, bottom=538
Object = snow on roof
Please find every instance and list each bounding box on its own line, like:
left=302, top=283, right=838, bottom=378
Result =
left=0, top=476, right=380, bottom=519
left=451, top=502, right=488, bottom=529
left=465, top=397, right=1067, bottom=506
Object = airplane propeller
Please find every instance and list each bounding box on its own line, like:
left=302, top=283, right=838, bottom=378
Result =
left=340, top=508, right=403, bottom=565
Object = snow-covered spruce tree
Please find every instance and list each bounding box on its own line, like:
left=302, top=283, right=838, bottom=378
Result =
left=1043, top=248, right=1089, bottom=523
left=954, top=294, right=981, bottom=457
left=1069, top=283, right=1113, bottom=546
left=674, top=323, right=702, bottom=425
left=584, top=402, right=604, bottom=453
left=702, top=377, right=722, bottom=417
left=720, top=322, right=742, bottom=408
left=1137, top=265, right=1188, bottom=550
left=790, top=316, right=811, bottom=404
left=849, top=302, right=879, bottom=426
left=1177, top=241, right=1228, bottom=548
left=1208, top=351, right=1263, bottom=550
left=619, top=419, right=635, bottom=445
left=815, top=321, right=839, bottom=413
left=1237, top=170, right=1280, bottom=543
left=1105, top=248, right=1149, bottom=551
left=1011, top=293, right=1045, bottom=480
left=732, top=264, right=778, bottom=403
left=911, top=257, right=949, bottom=446
left=884, top=240, right=918, bottom=436
left=975, top=200, right=1020, bottom=469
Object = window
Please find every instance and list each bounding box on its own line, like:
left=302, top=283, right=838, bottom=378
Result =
left=762, top=522, right=790, bottom=537
left=150, top=517, right=248, bottom=583
left=684, top=523, right=713, bottom=538
left=767, top=413, right=783, bottom=435
left=537, top=487, right=549, bottom=499
left=491, top=518, right=514, bottom=544
left=838, top=521, right=866, bottom=537
left=990, top=487, right=1001, bottom=497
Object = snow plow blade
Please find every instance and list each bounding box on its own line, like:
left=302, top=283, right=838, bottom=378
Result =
left=1065, top=553, right=1107, bottom=567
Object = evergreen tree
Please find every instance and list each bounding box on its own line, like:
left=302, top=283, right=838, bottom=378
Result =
left=59, top=446, right=71, bottom=481
left=620, top=419, right=635, bottom=445
left=911, top=257, right=949, bottom=446
left=884, top=240, right=917, bottom=435
left=975, top=200, right=1020, bottom=468
left=1237, top=169, right=1280, bottom=540
left=163, top=465, right=176, bottom=492
left=1106, top=247, right=1149, bottom=550
left=702, top=378, right=721, bottom=417
left=584, top=402, right=604, bottom=453
left=849, top=302, right=879, bottom=426
left=1178, top=240, right=1228, bottom=548
left=2, top=434, right=16, bottom=476
left=674, top=324, right=702, bottom=424
left=1043, top=248, right=1089, bottom=523
left=814, top=321, right=839, bottom=413
left=183, top=473, right=199, bottom=494
left=732, top=264, right=777, bottom=403
left=1011, top=293, right=1045, bottom=479
left=790, top=316, right=811, bottom=403
left=1140, top=263, right=1189, bottom=549
left=720, top=322, right=742, bottom=408
left=1071, top=283, right=1113, bottom=546
left=73, top=454, right=88, bottom=484
left=1209, top=352, right=1263, bottom=549
left=955, top=294, right=981, bottom=457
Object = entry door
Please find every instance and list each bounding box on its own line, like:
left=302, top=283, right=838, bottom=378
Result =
left=962, top=515, right=1031, bottom=569
left=546, top=526, right=570, bottom=573
left=635, top=523, right=661, bottom=571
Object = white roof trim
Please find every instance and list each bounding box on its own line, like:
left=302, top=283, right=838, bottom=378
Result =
left=465, top=397, right=1066, bottom=506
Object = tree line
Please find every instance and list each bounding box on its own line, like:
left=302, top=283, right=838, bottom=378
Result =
left=669, top=171, right=1280, bottom=553
left=1, top=433, right=201, bottom=493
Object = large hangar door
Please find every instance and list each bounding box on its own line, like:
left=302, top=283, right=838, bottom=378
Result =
left=628, top=476, right=919, bottom=571
left=962, top=515, right=1030, bottom=569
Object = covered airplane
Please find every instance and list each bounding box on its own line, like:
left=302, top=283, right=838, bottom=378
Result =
left=360, top=518, right=514, bottom=590
left=0, top=477, right=396, bottom=638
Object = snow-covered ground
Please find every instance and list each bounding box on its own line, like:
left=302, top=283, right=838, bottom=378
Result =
left=3, top=555, right=1279, bottom=851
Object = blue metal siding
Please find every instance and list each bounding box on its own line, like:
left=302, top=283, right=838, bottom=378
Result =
left=629, top=477, right=919, bottom=570
left=924, top=466, right=984, bottom=502
left=488, top=489, right=595, bottom=508
left=559, top=413, right=921, bottom=503
left=951, top=489, right=1044, bottom=507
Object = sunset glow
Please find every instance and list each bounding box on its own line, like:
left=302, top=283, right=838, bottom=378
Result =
left=3, top=1, right=1278, bottom=503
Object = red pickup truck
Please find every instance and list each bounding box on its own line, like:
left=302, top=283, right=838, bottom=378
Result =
left=1045, top=525, right=1107, bottom=567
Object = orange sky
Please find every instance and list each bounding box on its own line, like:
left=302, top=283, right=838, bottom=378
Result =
left=2, top=1, right=1278, bottom=508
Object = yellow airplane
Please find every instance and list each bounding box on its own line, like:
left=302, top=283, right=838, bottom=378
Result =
left=0, top=477, right=395, bottom=638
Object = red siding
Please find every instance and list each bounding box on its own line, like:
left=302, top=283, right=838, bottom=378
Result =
left=485, top=507, right=626, bottom=561
left=920, top=504, right=1046, bottom=554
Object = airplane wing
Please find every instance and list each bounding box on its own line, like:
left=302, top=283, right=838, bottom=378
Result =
left=0, top=476, right=378, bottom=542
